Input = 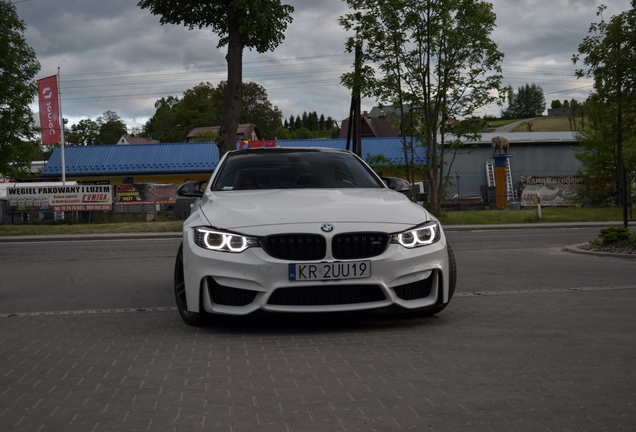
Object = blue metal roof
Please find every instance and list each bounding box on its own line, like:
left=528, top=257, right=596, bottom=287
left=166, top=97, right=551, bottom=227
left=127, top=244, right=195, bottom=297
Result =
left=274, top=137, right=426, bottom=164
left=41, top=142, right=220, bottom=177
left=40, top=138, right=424, bottom=177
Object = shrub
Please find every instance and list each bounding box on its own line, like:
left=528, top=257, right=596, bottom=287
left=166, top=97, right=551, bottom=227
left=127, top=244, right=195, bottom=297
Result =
left=596, top=227, right=636, bottom=246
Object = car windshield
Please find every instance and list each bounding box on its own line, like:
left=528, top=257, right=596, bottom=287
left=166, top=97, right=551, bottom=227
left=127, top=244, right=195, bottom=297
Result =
left=211, top=149, right=383, bottom=191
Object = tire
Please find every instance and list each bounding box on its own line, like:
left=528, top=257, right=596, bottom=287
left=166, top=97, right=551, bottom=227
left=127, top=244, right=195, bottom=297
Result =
left=174, top=244, right=210, bottom=326
left=419, top=242, right=457, bottom=317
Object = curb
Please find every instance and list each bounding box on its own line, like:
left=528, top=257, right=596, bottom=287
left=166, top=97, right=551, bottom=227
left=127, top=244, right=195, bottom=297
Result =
left=564, top=243, right=636, bottom=260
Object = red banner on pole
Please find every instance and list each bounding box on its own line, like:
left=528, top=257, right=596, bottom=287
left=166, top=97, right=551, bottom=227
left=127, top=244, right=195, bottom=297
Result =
left=37, top=75, right=61, bottom=145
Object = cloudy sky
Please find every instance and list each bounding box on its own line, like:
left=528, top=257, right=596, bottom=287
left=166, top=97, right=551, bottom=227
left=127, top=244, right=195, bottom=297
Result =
left=13, top=0, right=632, bottom=133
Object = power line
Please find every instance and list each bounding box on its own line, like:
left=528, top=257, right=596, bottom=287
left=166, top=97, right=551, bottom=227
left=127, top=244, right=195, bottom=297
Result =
left=545, top=85, right=594, bottom=95
left=36, top=52, right=596, bottom=119
left=47, top=54, right=354, bottom=109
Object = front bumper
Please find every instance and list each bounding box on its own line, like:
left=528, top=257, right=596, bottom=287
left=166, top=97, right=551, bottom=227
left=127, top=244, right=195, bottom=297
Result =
left=182, top=226, right=451, bottom=316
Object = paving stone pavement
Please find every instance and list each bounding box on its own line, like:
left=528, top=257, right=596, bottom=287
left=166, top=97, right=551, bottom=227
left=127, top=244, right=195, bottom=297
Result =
left=1, top=287, right=635, bottom=432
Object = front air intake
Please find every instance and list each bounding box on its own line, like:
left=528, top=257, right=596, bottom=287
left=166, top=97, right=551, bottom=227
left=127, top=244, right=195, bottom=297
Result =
left=268, top=284, right=386, bottom=306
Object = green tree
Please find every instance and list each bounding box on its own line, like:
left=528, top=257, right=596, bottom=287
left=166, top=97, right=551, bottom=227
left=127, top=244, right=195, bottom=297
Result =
left=567, top=99, right=586, bottom=131
left=340, top=0, right=504, bottom=214
left=228, top=81, right=283, bottom=139
left=292, top=127, right=313, bottom=139
left=573, top=95, right=636, bottom=205
left=95, top=110, right=127, bottom=144
left=138, top=0, right=293, bottom=157
left=573, top=1, right=636, bottom=208
left=0, top=0, right=41, bottom=177
left=66, top=119, right=100, bottom=145
left=551, top=100, right=563, bottom=109
left=307, top=111, right=319, bottom=130
left=572, top=98, right=586, bottom=129
left=141, top=96, right=181, bottom=142
left=143, top=82, right=282, bottom=141
left=501, top=83, right=546, bottom=118
left=175, top=82, right=224, bottom=138
left=272, top=126, right=292, bottom=140
left=326, top=116, right=336, bottom=131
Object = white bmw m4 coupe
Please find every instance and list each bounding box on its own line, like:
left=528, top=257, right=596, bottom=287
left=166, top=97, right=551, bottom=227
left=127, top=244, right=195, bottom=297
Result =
left=174, top=147, right=456, bottom=325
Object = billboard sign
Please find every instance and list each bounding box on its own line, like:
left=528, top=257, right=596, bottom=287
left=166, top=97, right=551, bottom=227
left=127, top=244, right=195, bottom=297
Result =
left=520, top=176, right=583, bottom=207
left=6, top=184, right=112, bottom=211
left=113, top=184, right=176, bottom=205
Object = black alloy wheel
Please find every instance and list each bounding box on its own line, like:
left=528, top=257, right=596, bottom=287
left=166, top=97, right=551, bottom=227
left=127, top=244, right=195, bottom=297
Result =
left=174, top=244, right=210, bottom=326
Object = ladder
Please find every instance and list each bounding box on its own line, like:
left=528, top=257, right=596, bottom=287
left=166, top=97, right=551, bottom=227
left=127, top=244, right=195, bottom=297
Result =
left=505, top=157, right=517, bottom=201
left=486, top=158, right=517, bottom=201
left=485, top=161, right=495, bottom=187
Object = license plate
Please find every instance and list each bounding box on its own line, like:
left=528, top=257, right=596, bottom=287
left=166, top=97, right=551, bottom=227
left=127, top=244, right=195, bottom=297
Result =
left=289, top=261, right=371, bottom=281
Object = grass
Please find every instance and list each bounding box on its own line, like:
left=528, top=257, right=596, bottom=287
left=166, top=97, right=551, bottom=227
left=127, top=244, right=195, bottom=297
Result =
left=509, top=116, right=584, bottom=132
left=486, top=116, right=584, bottom=133
left=436, top=206, right=625, bottom=225
left=487, top=119, right=521, bottom=127
left=0, top=207, right=628, bottom=237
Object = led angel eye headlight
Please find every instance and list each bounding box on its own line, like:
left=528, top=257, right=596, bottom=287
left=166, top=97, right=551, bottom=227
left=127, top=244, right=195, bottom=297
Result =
left=392, top=222, right=441, bottom=248
left=194, top=228, right=258, bottom=253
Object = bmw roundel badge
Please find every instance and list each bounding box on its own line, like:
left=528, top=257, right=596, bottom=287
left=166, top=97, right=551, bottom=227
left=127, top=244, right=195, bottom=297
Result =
left=321, top=224, right=334, bottom=233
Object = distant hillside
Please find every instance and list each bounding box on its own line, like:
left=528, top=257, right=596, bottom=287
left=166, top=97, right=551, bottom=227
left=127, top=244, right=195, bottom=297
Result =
left=511, top=116, right=585, bottom=132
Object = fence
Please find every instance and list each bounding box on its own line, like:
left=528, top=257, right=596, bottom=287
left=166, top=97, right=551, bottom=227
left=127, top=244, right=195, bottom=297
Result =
left=0, top=200, right=194, bottom=225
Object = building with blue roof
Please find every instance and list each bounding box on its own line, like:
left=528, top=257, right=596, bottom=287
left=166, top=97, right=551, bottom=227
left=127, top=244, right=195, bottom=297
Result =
left=41, top=142, right=220, bottom=184
left=40, top=137, right=425, bottom=185
left=39, top=132, right=580, bottom=197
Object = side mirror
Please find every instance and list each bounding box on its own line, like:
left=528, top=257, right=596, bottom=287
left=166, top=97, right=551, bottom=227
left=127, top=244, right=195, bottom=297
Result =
left=381, top=177, right=411, bottom=195
left=177, top=180, right=207, bottom=198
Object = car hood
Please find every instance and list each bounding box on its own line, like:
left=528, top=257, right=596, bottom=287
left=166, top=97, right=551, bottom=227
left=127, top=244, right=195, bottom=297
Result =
left=198, top=189, right=430, bottom=230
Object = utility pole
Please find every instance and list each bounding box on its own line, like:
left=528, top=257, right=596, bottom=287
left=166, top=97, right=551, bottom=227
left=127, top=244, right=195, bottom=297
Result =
left=353, top=42, right=362, bottom=157
left=346, top=42, right=363, bottom=157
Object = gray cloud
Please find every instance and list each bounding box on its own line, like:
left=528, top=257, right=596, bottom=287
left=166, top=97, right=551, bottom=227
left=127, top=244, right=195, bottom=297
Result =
left=14, top=0, right=633, bottom=131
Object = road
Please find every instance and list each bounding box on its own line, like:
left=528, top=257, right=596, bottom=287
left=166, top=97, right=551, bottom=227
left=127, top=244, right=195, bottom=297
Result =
left=0, top=237, right=179, bottom=314
left=492, top=118, right=536, bottom=133
left=1, top=226, right=635, bottom=431
left=0, top=226, right=633, bottom=314
left=448, top=226, right=636, bottom=293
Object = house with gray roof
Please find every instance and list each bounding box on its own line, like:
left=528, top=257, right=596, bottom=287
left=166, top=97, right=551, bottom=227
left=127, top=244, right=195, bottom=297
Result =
left=117, top=134, right=160, bottom=145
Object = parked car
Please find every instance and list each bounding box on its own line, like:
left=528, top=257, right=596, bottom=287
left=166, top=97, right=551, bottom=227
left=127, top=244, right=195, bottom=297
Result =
left=174, top=147, right=456, bottom=326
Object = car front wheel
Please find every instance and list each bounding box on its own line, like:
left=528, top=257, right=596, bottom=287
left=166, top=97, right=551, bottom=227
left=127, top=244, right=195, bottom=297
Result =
left=174, top=244, right=210, bottom=326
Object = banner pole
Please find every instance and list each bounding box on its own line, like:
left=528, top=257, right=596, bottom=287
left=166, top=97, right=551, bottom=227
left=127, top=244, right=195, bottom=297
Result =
left=58, top=67, right=66, bottom=185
